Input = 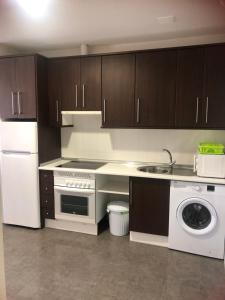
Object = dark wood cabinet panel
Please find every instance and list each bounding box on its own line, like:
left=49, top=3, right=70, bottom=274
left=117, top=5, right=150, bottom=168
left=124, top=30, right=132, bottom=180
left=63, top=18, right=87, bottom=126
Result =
left=48, top=60, right=62, bottom=127
left=0, top=58, right=16, bottom=119
left=203, top=45, right=225, bottom=129
left=81, top=56, right=101, bottom=111
left=15, top=56, right=36, bottom=119
left=61, top=58, right=81, bottom=111
left=102, top=54, right=135, bottom=127
left=0, top=56, right=37, bottom=120
left=48, top=57, right=101, bottom=113
left=175, top=47, right=205, bottom=128
left=40, top=193, right=55, bottom=219
left=39, top=170, right=55, bottom=220
left=135, top=50, right=177, bottom=128
left=130, top=177, right=170, bottom=236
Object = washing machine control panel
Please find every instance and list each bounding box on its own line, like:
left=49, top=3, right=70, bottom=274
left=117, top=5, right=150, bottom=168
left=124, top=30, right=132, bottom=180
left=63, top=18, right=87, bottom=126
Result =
left=192, top=185, right=201, bottom=192
left=207, top=185, right=215, bottom=192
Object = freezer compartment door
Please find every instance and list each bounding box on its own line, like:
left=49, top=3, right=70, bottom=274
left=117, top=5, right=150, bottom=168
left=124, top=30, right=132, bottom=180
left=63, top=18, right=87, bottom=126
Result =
left=0, top=122, right=38, bottom=153
left=1, top=152, right=40, bottom=228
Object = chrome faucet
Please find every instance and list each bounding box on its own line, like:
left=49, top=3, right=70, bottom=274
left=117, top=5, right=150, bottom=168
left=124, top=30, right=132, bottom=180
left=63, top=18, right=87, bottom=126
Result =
left=163, top=149, right=176, bottom=167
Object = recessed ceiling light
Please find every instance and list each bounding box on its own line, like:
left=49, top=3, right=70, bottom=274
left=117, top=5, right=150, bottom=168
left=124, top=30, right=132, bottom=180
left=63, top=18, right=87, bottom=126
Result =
left=16, top=0, right=51, bottom=18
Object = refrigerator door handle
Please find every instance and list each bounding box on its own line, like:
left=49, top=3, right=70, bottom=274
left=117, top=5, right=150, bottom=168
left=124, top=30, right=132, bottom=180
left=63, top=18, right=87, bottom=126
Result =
left=2, top=150, right=32, bottom=155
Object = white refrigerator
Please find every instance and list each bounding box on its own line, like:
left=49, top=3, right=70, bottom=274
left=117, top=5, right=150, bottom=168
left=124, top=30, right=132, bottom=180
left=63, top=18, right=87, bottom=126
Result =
left=0, top=122, right=40, bottom=228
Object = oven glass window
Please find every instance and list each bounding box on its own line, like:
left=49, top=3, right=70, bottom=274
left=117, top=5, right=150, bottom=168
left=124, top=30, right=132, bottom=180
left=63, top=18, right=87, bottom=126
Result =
left=182, top=203, right=211, bottom=230
left=61, top=195, right=88, bottom=216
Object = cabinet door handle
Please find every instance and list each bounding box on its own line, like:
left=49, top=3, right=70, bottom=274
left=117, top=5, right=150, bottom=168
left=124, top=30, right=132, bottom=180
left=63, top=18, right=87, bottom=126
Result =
left=11, top=92, right=16, bottom=115
left=17, top=91, right=22, bottom=115
left=82, top=84, right=85, bottom=108
left=137, top=98, right=140, bottom=123
left=103, top=99, right=106, bottom=123
left=205, top=97, right=209, bottom=124
left=56, top=100, right=59, bottom=123
left=75, top=84, right=78, bottom=108
left=129, top=180, right=132, bottom=206
left=195, top=97, right=199, bottom=124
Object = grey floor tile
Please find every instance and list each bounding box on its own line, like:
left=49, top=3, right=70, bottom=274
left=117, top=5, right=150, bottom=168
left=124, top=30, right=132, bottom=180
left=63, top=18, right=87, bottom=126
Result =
left=3, top=226, right=225, bottom=300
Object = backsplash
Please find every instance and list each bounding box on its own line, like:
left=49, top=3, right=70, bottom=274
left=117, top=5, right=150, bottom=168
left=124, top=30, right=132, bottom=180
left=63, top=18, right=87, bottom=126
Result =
left=61, top=115, right=225, bottom=165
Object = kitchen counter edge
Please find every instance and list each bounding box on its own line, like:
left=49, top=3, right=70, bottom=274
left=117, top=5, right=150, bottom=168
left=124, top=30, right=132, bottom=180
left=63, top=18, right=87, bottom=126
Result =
left=38, top=159, right=225, bottom=185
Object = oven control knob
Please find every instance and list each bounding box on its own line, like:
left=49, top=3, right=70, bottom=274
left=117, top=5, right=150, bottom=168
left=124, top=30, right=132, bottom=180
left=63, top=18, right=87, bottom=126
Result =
left=87, top=183, right=91, bottom=188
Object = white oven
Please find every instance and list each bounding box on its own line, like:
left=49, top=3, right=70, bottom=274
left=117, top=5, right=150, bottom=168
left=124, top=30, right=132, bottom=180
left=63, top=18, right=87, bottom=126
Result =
left=54, top=171, right=96, bottom=224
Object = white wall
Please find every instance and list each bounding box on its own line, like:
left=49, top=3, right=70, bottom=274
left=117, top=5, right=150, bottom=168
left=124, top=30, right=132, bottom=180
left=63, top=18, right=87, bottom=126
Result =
left=61, top=115, right=225, bottom=165
left=40, top=33, right=225, bottom=57
left=0, top=44, right=18, bottom=56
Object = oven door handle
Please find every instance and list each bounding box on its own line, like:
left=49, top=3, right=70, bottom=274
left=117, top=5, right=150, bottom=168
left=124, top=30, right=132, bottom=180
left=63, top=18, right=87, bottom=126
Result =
left=54, top=185, right=95, bottom=194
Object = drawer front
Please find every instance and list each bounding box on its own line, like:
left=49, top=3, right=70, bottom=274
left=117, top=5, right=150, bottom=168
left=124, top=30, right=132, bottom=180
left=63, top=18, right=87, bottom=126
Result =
left=40, top=170, right=54, bottom=182
left=40, top=170, right=54, bottom=194
left=40, top=182, right=54, bottom=194
left=41, top=194, right=55, bottom=219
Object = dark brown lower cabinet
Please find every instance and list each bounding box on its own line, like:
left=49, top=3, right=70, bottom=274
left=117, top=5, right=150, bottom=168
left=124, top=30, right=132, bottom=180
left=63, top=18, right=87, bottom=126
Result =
left=39, top=170, right=55, bottom=223
left=129, top=177, right=170, bottom=236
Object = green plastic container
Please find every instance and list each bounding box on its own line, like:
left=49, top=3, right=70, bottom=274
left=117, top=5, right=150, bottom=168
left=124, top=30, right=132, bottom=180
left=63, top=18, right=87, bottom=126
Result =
left=198, top=143, right=225, bottom=155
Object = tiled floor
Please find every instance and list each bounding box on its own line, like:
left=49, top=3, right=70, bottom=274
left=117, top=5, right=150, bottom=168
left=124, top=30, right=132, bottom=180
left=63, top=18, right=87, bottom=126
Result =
left=3, top=225, right=225, bottom=300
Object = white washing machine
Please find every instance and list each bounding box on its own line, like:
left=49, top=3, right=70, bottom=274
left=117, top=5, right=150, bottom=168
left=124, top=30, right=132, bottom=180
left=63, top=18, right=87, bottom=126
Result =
left=169, top=181, right=225, bottom=259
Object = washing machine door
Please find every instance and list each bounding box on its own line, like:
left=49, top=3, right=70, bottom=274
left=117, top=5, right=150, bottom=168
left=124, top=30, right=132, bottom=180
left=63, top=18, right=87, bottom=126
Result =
left=176, top=197, right=217, bottom=235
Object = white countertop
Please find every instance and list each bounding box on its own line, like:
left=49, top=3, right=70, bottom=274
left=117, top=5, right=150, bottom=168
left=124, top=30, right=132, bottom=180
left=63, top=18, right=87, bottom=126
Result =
left=39, top=158, right=225, bottom=185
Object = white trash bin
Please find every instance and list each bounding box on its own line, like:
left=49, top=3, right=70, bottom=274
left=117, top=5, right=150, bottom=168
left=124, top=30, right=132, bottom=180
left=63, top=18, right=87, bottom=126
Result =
left=107, top=201, right=129, bottom=236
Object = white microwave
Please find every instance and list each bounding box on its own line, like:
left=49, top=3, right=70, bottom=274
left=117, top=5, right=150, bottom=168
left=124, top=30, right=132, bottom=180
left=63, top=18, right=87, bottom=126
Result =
left=194, top=154, right=225, bottom=178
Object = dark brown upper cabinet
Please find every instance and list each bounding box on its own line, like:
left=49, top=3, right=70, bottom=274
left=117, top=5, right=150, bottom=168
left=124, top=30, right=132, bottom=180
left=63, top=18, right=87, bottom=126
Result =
left=175, top=44, right=225, bottom=129
left=135, top=50, right=177, bottom=128
left=48, top=58, right=81, bottom=115
left=48, top=56, right=101, bottom=118
left=80, top=56, right=101, bottom=111
left=0, top=58, right=15, bottom=120
left=61, top=58, right=81, bottom=111
left=0, top=56, right=36, bottom=120
left=102, top=54, right=135, bottom=127
left=48, top=59, right=62, bottom=127
left=129, top=177, right=170, bottom=236
left=175, top=47, right=204, bottom=128
left=203, top=45, right=225, bottom=129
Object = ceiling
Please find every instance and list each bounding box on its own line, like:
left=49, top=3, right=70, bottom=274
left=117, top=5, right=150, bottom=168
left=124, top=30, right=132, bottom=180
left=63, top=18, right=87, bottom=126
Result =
left=0, top=0, right=225, bottom=51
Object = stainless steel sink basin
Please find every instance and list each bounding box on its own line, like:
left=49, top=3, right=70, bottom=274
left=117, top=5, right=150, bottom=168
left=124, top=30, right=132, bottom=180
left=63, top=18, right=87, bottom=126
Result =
left=138, top=164, right=195, bottom=176
left=138, top=165, right=171, bottom=174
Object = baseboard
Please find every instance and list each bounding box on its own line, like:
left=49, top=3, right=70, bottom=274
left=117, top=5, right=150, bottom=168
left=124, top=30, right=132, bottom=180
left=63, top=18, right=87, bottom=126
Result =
left=45, top=219, right=98, bottom=235
left=130, top=231, right=168, bottom=248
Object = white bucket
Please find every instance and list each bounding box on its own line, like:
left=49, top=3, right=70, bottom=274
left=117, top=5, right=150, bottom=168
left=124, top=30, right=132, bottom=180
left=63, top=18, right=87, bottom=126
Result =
left=107, top=201, right=129, bottom=236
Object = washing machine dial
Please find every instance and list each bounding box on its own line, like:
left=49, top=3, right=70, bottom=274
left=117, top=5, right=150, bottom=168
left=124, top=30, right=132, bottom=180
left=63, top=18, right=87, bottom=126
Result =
left=193, top=185, right=201, bottom=192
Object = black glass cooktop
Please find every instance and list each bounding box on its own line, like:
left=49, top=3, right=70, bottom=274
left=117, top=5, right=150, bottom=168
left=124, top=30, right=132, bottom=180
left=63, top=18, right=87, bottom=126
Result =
left=57, top=161, right=106, bottom=170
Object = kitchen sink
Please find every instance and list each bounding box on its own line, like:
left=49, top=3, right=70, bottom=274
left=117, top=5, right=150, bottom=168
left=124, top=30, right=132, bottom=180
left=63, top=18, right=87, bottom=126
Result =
left=138, top=165, right=171, bottom=174
left=138, top=164, right=195, bottom=176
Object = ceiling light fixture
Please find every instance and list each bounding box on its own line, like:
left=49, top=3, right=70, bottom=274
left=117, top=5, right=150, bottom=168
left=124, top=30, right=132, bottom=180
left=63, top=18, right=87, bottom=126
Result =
left=16, top=0, right=51, bottom=18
